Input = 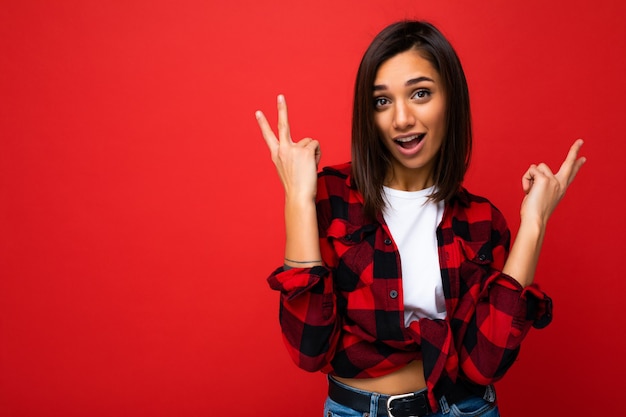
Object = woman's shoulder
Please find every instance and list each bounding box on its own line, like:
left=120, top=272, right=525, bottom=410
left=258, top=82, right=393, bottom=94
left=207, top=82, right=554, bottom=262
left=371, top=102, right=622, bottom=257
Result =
left=318, top=162, right=354, bottom=194
left=320, top=162, right=352, bottom=178
left=316, top=162, right=365, bottom=224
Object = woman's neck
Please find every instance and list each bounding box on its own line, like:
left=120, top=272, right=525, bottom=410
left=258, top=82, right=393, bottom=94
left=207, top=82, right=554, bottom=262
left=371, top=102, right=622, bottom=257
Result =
left=384, top=167, right=434, bottom=191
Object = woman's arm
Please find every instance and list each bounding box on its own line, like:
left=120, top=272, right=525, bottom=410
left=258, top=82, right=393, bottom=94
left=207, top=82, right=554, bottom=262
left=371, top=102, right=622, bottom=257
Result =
left=256, top=95, right=340, bottom=371
left=256, top=94, right=322, bottom=268
left=502, top=139, right=586, bottom=287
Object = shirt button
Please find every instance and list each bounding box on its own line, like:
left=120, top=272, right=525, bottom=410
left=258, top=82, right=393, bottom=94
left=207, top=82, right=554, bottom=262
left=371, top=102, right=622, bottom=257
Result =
left=384, top=238, right=392, bottom=245
left=478, top=254, right=487, bottom=261
left=389, top=290, right=398, bottom=299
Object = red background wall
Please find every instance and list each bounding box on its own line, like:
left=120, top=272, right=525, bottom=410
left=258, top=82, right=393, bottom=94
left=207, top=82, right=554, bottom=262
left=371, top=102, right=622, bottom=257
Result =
left=1, top=1, right=624, bottom=416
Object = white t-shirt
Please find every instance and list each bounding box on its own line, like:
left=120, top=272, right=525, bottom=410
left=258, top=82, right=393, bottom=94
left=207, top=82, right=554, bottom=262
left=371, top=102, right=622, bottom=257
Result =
left=382, top=186, right=447, bottom=326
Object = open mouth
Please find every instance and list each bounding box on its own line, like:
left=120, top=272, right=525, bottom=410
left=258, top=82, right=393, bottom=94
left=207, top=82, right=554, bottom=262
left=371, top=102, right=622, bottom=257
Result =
left=394, top=133, right=425, bottom=149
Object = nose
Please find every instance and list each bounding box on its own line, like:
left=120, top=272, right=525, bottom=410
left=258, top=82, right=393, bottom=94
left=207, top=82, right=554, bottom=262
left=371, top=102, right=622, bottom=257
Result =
left=392, top=100, right=415, bottom=130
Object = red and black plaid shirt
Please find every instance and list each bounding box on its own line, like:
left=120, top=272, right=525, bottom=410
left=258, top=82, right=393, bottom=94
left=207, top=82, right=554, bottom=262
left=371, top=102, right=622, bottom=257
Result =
left=267, top=162, right=552, bottom=411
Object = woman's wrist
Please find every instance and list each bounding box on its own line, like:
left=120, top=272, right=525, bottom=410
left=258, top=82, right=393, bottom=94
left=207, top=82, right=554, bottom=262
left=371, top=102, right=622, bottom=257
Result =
left=518, top=215, right=547, bottom=239
left=283, top=257, right=323, bottom=268
left=284, top=192, right=316, bottom=207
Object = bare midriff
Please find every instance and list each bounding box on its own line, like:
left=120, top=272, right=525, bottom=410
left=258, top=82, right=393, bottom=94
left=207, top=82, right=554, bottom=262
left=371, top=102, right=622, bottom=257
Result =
left=333, top=360, right=426, bottom=395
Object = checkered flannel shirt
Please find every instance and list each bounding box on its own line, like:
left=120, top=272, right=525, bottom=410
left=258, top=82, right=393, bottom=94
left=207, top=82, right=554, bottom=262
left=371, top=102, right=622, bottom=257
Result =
left=267, top=162, right=552, bottom=411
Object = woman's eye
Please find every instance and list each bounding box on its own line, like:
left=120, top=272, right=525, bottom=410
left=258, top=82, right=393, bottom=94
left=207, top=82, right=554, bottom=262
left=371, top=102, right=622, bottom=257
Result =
left=374, top=97, right=389, bottom=108
left=413, top=89, right=431, bottom=100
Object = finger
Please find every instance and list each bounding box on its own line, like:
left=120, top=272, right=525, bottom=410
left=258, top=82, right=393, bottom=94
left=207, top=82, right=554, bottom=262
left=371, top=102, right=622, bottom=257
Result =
left=313, top=140, right=321, bottom=165
left=521, top=164, right=537, bottom=194
left=535, top=162, right=554, bottom=177
left=277, top=94, right=293, bottom=144
left=556, top=139, right=586, bottom=185
left=255, top=110, right=279, bottom=152
left=568, top=157, right=587, bottom=185
left=303, top=138, right=321, bottom=165
left=522, top=164, right=552, bottom=192
left=297, top=137, right=321, bottom=156
left=298, top=137, right=312, bottom=146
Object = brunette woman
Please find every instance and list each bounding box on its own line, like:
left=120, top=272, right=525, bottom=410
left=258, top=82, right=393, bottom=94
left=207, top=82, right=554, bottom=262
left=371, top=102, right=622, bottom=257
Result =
left=255, top=20, right=585, bottom=417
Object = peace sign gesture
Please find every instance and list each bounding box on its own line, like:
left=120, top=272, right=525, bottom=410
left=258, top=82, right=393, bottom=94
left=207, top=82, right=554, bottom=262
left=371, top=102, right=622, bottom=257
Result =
left=504, top=139, right=586, bottom=287
left=256, top=95, right=321, bottom=201
left=520, top=139, right=586, bottom=226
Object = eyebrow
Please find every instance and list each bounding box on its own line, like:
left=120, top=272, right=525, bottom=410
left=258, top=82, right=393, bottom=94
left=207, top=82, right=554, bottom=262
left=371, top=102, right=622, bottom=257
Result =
left=373, top=76, right=435, bottom=91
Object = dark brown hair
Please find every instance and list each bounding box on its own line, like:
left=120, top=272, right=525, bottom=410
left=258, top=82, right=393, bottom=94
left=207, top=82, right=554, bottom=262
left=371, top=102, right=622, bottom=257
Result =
left=351, top=20, right=472, bottom=220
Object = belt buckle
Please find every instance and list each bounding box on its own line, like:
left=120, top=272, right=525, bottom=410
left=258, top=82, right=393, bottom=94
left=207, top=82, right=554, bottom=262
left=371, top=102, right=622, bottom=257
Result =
left=387, top=392, right=418, bottom=417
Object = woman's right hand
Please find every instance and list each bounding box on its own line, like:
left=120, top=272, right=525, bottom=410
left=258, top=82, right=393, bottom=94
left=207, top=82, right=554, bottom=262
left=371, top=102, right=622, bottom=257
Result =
left=255, top=95, right=321, bottom=201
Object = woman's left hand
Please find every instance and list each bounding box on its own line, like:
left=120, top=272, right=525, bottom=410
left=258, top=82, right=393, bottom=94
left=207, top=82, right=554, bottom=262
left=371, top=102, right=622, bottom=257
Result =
left=520, top=139, right=586, bottom=227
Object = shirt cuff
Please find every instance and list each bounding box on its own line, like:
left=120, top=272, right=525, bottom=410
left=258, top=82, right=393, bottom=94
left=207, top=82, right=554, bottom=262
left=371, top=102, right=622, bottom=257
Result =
left=484, top=272, right=553, bottom=330
left=267, top=265, right=329, bottom=297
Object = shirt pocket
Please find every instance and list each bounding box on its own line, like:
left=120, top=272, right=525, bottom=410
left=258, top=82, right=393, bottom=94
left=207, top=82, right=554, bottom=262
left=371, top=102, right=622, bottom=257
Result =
left=327, top=220, right=377, bottom=291
left=457, top=239, right=495, bottom=288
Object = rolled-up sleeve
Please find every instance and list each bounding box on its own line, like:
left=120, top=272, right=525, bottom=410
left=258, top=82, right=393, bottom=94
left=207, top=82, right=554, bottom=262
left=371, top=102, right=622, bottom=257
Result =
left=456, top=204, right=553, bottom=385
left=267, top=264, right=339, bottom=372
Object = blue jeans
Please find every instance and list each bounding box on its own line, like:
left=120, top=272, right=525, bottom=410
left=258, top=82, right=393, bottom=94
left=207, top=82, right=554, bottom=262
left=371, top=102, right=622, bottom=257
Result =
left=323, top=379, right=500, bottom=417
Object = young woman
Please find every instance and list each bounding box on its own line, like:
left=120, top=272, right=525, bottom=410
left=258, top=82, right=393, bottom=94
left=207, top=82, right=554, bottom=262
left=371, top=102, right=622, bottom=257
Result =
left=255, top=20, right=585, bottom=417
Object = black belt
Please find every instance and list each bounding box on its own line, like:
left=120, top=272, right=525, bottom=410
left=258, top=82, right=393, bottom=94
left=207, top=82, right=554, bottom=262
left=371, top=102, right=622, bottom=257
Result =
left=328, top=377, right=492, bottom=417
left=329, top=377, right=431, bottom=417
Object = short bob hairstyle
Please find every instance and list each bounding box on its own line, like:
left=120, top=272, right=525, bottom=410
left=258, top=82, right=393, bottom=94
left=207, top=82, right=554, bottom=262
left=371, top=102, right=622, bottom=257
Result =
left=351, top=20, right=472, bottom=220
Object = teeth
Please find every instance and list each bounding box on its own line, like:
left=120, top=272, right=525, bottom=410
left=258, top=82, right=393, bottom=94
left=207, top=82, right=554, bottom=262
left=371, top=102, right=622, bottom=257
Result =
left=395, top=134, right=422, bottom=143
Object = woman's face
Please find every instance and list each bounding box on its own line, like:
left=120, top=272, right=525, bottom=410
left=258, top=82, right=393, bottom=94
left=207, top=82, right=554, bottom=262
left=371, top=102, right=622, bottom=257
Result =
left=373, top=48, right=447, bottom=190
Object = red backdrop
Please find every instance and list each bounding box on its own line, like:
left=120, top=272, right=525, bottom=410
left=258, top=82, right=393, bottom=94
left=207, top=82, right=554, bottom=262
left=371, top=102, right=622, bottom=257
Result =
left=1, top=1, right=625, bottom=416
